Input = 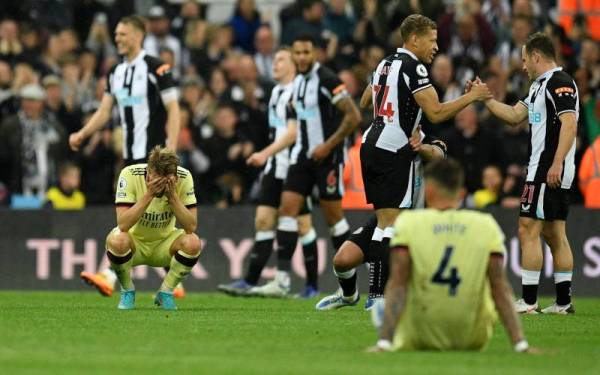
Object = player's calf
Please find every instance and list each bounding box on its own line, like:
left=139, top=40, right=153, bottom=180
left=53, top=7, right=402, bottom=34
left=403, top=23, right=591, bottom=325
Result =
left=158, top=233, right=202, bottom=309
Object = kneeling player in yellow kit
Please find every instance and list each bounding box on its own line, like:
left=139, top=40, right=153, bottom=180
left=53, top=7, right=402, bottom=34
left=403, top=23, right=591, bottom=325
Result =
left=369, top=159, right=533, bottom=353
left=106, top=146, right=202, bottom=310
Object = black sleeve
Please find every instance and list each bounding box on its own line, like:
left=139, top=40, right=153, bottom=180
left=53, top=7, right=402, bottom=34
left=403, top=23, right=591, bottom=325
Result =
left=104, top=64, right=118, bottom=96
left=404, top=60, right=432, bottom=94
left=546, top=73, right=577, bottom=116
left=319, top=67, right=349, bottom=105
left=286, top=98, right=296, bottom=119
left=518, top=94, right=529, bottom=108
left=423, top=134, right=448, bottom=157
left=145, top=56, right=177, bottom=93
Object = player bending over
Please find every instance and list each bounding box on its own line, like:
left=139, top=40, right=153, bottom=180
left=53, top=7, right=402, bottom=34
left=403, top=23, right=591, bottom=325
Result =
left=368, top=159, right=533, bottom=353
left=105, top=146, right=201, bottom=310
left=316, top=126, right=446, bottom=310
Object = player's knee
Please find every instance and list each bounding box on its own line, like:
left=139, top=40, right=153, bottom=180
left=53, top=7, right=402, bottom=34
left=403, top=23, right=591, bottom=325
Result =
left=518, top=221, right=536, bottom=241
left=333, top=249, right=353, bottom=271
left=107, top=231, right=131, bottom=254
left=181, top=234, right=202, bottom=256
left=255, top=215, right=275, bottom=231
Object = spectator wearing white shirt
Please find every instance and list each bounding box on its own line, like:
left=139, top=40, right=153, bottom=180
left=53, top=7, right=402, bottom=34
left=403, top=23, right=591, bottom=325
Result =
left=143, top=6, right=183, bottom=80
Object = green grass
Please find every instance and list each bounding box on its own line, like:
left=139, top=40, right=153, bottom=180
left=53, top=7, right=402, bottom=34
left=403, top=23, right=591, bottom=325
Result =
left=1, top=292, right=599, bottom=375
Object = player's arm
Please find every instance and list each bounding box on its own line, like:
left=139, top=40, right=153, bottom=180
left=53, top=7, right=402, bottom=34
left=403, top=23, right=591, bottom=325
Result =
left=414, top=84, right=491, bottom=124
left=484, top=99, right=528, bottom=126
left=164, top=99, right=180, bottom=152
left=547, top=112, right=578, bottom=189
left=375, top=247, right=411, bottom=350
left=116, top=176, right=165, bottom=232
left=359, top=84, right=372, bottom=109
left=247, top=120, right=297, bottom=167
left=69, top=94, right=114, bottom=151
left=487, top=254, right=530, bottom=353
left=313, top=96, right=362, bottom=162
left=410, top=126, right=447, bottom=161
left=165, top=176, right=197, bottom=233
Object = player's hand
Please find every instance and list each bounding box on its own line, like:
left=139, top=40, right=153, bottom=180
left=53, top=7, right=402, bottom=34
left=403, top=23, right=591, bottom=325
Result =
left=165, top=175, right=178, bottom=201
left=409, top=125, right=423, bottom=152
left=147, top=175, right=167, bottom=197
left=464, top=77, right=483, bottom=94
left=547, top=162, right=563, bottom=188
left=311, top=143, right=331, bottom=163
left=69, top=131, right=85, bottom=151
left=469, top=81, right=492, bottom=102
left=246, top=151, right=268, bottom=167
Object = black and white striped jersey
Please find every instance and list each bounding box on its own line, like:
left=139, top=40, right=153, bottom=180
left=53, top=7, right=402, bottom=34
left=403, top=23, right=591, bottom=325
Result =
left=362, top=48, right=432, bottom=153
left=290, top=63, right=349, bottom=164
left=264, top=81, right=295, bottom=179
left=519, top=67, right=578, bottom=188
left=105, top=50, right=178, bottom=161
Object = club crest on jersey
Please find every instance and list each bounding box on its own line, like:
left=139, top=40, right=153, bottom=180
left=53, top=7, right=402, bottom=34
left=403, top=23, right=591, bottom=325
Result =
left=416, top=64, right=428, bottom=77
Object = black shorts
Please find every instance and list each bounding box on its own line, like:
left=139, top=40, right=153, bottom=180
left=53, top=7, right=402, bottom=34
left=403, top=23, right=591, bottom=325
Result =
left=258, top=172, right=312, bottom=215
left=360, top=143, right=416, bottom=209
left=283, top=158, right=344, bottom=201
left=347, top=216, right=378, bottom=263
left=519, top=182, right=570, bottom=221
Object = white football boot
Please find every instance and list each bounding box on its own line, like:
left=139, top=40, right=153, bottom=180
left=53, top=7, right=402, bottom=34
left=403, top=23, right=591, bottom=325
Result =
left=315, top=289, right=359, bottom=310
left=541, top=302, right=575, bottom=315
left=248, top=271, right=291, bottom=298
left=514, top=298, right=540, bottom=314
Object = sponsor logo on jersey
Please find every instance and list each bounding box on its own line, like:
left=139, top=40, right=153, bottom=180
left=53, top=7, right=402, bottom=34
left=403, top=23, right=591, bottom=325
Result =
left=418, top=78, right=430, bottom=85
left=528, top=108, right=542, bottom=124
left=115, top=88, right=143, bottom=107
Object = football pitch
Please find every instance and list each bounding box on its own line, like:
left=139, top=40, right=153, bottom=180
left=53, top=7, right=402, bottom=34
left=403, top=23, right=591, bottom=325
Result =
left=1, top=292, right=599, bottom=375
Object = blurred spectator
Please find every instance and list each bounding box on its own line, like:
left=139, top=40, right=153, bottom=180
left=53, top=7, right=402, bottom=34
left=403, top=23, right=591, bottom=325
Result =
left=229, top=0, right=262, bottom=53
left=441, top=105, right=506, bottom=193
left=59, top=28, right=80, bottom=55
left=0, top=60, right=17, bottom=119
left=40, top=32, right=63, bottom=77
left=0, top=19, right=23, bottom=65
left=438, top=0, right=496, bottom=82
left=190, top=24, right=232, bottom=82
left=254, top=26, right=275, bottom=81
left=353, top=0, right=387, bottom=47
left=558, top=0, right=600, bottom=41
left=182, top=19, right=208, bottom=76
left=324, top=0, right=356, bottom=47
left=574, top=67, right=600, bottom=145
left=281, top=0, right=326, bottom=46
left=45, top=161, right=85, bottom=210
left=0, top=84, right=66, bottom=199
left=482, top=0, right=511, bottom=38
left=198, top=104, right=252, bottom=206
left=144, top=5, right=183, bottom=79
left=473, top=165, right=503, bottom=208
left=580, top=38, right=600, bottom=88
left=84, top=13, right=117, bottom=67
left=495, top=15, right=532, bottom=95
left=43, top=74, right=82, bottom=136
left=78, top=103, right=117, bottom=205
left=171, top=1, right=206, bottom=41
left=579, top=136, right=600, bottom=208
left=209, top=67, right=230, bottom=101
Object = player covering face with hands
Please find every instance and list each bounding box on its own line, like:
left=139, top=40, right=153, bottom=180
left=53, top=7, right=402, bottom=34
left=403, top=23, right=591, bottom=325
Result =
left=105, top=146, right=201, bottom=310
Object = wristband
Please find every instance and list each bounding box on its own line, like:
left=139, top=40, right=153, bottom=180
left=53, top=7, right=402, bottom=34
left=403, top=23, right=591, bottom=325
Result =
left=514, top=339, right=529, bottom=353
left=377, top=339, right=392, bottom=351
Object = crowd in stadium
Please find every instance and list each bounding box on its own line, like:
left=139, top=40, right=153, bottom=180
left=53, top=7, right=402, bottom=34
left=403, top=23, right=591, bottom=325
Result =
left=0, top=0, right=598, bottom=209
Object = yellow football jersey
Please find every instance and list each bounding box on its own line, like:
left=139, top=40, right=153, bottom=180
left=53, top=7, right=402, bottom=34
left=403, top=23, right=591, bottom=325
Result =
left=46, top=187, right=86, bottom=210
left=389, top=209, right=506, bottom=351
left=115, top=164, right=196, bottom=242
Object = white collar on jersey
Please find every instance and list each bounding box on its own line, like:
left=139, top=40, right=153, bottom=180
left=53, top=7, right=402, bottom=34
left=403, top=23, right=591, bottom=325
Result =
left=535, top=66, right=562, bottom=82
left=303, top=62, right=321, bottom=78
left=125, top=49, right=147, bottom=66
left=396, top=47, right=418, bottom=61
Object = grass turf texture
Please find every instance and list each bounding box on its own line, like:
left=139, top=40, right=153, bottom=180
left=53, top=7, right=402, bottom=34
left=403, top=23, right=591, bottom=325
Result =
left=1, top=292, right=599, bottom=375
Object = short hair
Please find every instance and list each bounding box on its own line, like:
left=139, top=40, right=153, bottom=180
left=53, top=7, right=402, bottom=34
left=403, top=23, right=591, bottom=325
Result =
left=400, top=14, right=437, bottom=40
left=119, top=15, right=146, bottom=35
left=147, top=146, right=179, bottom=176
left=293, top=33, right=316, bottom=46
left=58, top=161, right=80, bottom=176
left=424, top=159, right=464, bottom=195
left=525, top=32, right=556, bottom=61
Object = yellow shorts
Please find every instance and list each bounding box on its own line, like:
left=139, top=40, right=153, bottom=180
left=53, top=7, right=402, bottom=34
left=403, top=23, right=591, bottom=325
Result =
left=106, top=227, right=185, bottom=267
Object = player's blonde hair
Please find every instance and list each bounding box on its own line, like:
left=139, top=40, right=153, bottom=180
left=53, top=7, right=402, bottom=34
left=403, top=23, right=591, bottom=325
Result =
left=147, top=146, right=179, bottom=176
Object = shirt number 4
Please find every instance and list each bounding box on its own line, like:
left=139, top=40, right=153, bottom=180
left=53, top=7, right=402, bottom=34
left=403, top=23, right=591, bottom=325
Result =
left=373, top=85, right=395, bottom=121
left=431, top=246, right=461, bottom=296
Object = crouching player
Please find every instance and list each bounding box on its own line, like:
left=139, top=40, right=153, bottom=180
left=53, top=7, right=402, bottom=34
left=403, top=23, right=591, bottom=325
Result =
left=106, top=146, right=202, bottom=310
left=368, top=159, right=534, bottom=353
